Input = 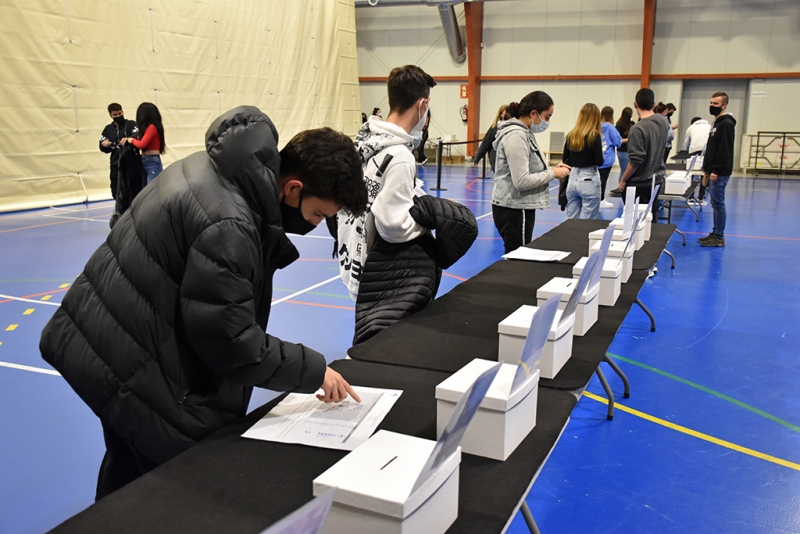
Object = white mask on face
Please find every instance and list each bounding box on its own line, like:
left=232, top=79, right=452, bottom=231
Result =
left=410, top=100, right=428, bottom=148
left=530, top=112, right=549, bottom=134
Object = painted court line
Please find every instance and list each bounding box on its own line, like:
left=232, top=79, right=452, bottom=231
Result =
left=0, top=361, right=61, bottom=376
left=608, top=352, right=800, bottom=434
left=0, top=294, right=61, bottom=307
left=41, top=214, right=110, bottom=222
left=583, top=391, right=800, bottom=472
left=271, top=275, right=341, bottom=306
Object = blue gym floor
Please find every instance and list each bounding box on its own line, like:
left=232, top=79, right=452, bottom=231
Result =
left=1, top=167, right=799, bottom=533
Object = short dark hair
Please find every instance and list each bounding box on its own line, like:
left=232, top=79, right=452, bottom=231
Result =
left=387, top=65, right=436, bottom=114
left=691, top=116, right=702, bottom=125
left=635, top=88, right=655, bottom=111
left=108, top=103, right=122, bottom=114
left=712, top=91, right=729, bottom=105
left=280, top=128, right=368, bottom=216
left=508, top=91, right=554, bottom=119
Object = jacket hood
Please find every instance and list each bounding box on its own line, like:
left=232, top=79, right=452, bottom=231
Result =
left=493, top=119, right=530, bottom=151
left=205, top=106, right=282, bottom=227
left=715, top=113, right=736, bottom=127
left=354, top=117, right=413, bottom=164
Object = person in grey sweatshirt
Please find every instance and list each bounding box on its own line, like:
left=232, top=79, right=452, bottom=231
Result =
left=491, top=91, right=571, bottom=253
left=611, top=88, right=669, bottom=218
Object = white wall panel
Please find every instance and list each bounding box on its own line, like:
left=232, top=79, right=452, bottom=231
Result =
left=746, top=80, right=800, bottom=134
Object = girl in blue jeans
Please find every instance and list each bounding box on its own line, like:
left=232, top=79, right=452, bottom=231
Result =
left=123, top=102, right=166, bottom=186
left=563, top=103, right=604, bottom=219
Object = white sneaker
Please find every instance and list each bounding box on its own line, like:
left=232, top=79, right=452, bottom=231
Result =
left=687, top=198, right=698, bottom=206
left=419, top=158, right=428, bottom=166
left=599, top=200, right=614, bottom=209
left=699, top=200, right=708, bottom=206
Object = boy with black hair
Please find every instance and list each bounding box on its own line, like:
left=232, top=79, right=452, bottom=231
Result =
left=699, top=91, right=736, bottom=247
left=611, top=88, right=670, bottom=218
left=99, top=103, right=138, bottom=200
left=338, top=64, right=435, bottom=302
left=42, top=106, right=367, bottom=499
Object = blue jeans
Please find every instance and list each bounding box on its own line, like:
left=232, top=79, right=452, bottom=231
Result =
left=141, top=155, right=163, bottom=186
left=565, top=167, right=601, bottom=220
left=709, top=174, right=730, bottom=238
left=617, top=151, right=629, bottom=178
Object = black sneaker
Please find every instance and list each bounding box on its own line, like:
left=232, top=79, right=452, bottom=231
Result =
left=697, top=233, right=715, bottom=242
left=608, top=188, right=624, bottom=198
left=700, top=236, right=725, bottom=247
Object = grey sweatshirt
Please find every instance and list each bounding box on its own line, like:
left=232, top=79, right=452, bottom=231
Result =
left=491, top=119, right=554, bottom=209
left=626, top=114, right=669, bottom=186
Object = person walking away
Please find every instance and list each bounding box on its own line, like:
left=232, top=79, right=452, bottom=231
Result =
left=99, top=103, right=137, bottom=200
left=491, top=91, right=571, bottom=253
left=563, top=103, right=605, bottom=219
left=473, top=104, right=509, bottom=172
left=615, top=107, right=634, bottom=186
left=656, top=102, right=679, bottom=163
left=599, top=106, right=622, bottom=208
left=699, top=92, right=735, bottom=247
left=122, top=102, right=165, bottom=186
left=684, top=116, right=712, bottom=206
left=610, top=88, right=669, bottom=220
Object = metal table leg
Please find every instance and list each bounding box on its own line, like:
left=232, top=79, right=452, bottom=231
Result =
left=636, top=297, right=656, bottom=332
left=603, top=354, right=630, bottom=398
left=672, top=227, right=687, bottom=246
left=663, top=249, right=676, bottom=269
left=595, top=367, right=615, bottom=420
left=686, top=202, right=699, bottom=222
left=521, top=502, right=542, bottom=534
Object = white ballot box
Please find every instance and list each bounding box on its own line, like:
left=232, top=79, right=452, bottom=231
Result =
left=435, top=359, right=539, bottom=461
left=592, top=240, right=632, bottom=283
left=573, top=256, right=622, bottom=307
left=664, top=171, right=690, bottom=195
left=536, top=278, right=599, bottom=336
left=588, top=227, right=629, bottom=254
left=610, top=216, right=647, bottom=250
left=636, top=206, right=654, bottom=241
left=498, top=306, right=574, bottom=379
left=314, top=430, right=460, bottom=534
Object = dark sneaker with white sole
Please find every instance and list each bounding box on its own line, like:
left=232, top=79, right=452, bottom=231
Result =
left=698, top=233, right=715, bottom=242
left=700, top=236, right=725, bottom=247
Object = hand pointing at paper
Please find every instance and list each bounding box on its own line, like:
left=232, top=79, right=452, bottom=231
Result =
left=318, top=367, right=362, bottom=403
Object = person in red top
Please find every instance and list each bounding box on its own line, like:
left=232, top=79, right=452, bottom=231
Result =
left=121, top=102, right=166, bottom=186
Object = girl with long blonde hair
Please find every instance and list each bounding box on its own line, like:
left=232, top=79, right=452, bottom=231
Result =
left=562, top=103, right=604, bottom=219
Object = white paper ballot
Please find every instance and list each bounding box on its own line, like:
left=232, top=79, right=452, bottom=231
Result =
left=511, top=294, right=560, bottom=395
left=412, top=362, right=502, bottom=493
left=503, top=248, right=570, bottom=262
left=242, top=387, right=402, bottom=451
left=259, top=489, right=336, bottom=534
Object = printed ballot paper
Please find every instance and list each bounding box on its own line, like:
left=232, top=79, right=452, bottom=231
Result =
left=502, top=248, right=570, bottom=262
left=258, top=489, right=336, bottom=534
left=243, top=387, right=402, bottom=451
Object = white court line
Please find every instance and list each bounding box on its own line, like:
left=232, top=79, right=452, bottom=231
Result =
left=0, top=361, right=61, bottom=376
left=476, top=211, right=493, bottom=220
left=0, top=294, right=61, bottom=306
left=41, top=214, right=110, bottom=222
left=48, top=203, right=114, bottom=214
left=292, top=234, right=334, bottom=240
left=271, top=274, right=341, bottom=306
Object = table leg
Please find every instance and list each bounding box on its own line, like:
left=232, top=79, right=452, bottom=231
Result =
left=521, top=502, right=542, bottom=534
left=603, top=354, right=630, bottom=398
left=663, top=249, right=676, bottom=269
left=686, top=202, right=699, bottom=222
left=636, top=297, right=656, bottom=332
left=595, top=367, right=615, bottom=420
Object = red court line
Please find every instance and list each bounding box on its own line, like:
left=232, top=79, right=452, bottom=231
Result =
left=0, top=287, right=70, bottom=305
left=681, top=231, right=800, bottom=242
left=443, top=273, right=467, bottom=282
left=280, top=299, right=354, bottom=311
left=466, top=178, right=480, bottom=192
left=0, top=214, right=109, bottom=234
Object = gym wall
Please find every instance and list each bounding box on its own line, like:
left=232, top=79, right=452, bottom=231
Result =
left=0, top=0, right=360, bottom=213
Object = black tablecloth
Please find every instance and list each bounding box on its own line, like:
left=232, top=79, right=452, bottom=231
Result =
left=51, top=360, right=577, bottom=534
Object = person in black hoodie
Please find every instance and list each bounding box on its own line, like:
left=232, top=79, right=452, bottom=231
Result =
left=41, top=107, right=368, bottom=500
left=699, top=92, right=736, bottom=247
left=99, top=103, right=138, bottom=200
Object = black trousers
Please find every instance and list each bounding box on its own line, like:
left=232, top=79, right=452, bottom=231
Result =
left=492, top=204, right=536, bottom=254
left=633, top=182, right=662, bottom=222
left=416, top=130, right=429, bottom=163
left=96, top=421, right=158, bottom=501
left=598, top=166, right=612, bottom=200
left=109, top=164, right=119, bottom=200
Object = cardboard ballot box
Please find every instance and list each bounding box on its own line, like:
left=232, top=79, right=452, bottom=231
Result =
left=314, top=430, right=460, bottom=534
left=609, top=216, right=647, bottom=250
left=498, top=306, right=574, bottom=379
left=592, top=240, right=632, bottom=283
left=573, top=256, right=622, bottom=307
left=536, top=278, right=599, bottom=336
left=664, top=171, right=691, bottom=195
left=436, top=359, right=539, bottom=461
left=588, top=227, right=630, bottom=255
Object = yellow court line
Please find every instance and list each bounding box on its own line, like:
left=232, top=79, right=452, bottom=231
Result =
left=23, top=309, right=34, bottom=315
left=58, top=283, right=70, bottom=289
left=583, top=391, right=800, bottom=472
left=41, top=295, right=52, bottom=301
left=6, top=324, right=18, bottom=331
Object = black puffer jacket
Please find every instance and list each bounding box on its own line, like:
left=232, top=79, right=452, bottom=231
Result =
left=354, top=196, right=477, bottom=345
left=40, top=107, right=326, bottom=464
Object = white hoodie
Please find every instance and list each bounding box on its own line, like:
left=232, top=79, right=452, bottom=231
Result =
left=684, top=119, right=711, bottom=154
left=337, top=117, right=426, bottom=301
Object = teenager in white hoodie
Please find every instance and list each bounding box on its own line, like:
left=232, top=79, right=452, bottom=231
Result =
left=338, top=65, right=435, bottom=301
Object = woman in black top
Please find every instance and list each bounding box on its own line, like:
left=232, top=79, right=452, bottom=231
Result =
left=615, top=107, right=634, bottom=176
left=563, top=103, right=604, bottom=219
left=473, top=104, right=509, bottom=172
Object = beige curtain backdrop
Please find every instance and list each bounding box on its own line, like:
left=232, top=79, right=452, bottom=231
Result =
left=0, top=0, right=361, bottom=213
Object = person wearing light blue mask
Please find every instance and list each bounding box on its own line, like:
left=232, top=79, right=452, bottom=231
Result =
left=491, top=91, right=571, bottom=253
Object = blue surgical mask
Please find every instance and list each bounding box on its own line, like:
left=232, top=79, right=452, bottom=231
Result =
left=530, top=119, right=549, bottom=134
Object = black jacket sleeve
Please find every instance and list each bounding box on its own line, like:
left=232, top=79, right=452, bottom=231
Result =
left=708, top=120, right=735, bottom=175
left=409, top=196, right=478, bottom=269
left=474, top=126, right=496, bottom=164
left=562, top=139, right=571, bottom=165
left=100, top=124, right=114, bottom=154
left=593, top=135, right=604, bottom=166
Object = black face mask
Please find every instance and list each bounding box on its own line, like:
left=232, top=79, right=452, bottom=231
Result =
left=709, top=105, right=722, bottom=117
left=666, top=112, right=674, bottom=120
left=280, top=195, right=316, bottom=235
left=113, top=115, right=126, bottom=125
